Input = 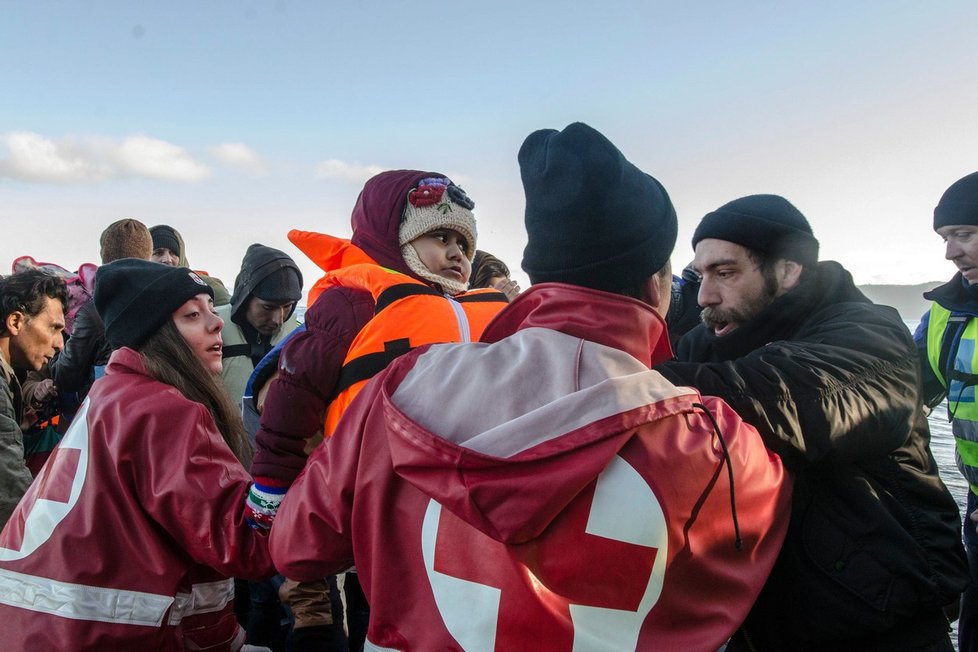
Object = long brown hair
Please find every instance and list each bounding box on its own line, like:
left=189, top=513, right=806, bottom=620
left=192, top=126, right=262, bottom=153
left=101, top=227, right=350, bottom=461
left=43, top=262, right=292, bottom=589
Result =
left=139, top=319, right=252, bottom=464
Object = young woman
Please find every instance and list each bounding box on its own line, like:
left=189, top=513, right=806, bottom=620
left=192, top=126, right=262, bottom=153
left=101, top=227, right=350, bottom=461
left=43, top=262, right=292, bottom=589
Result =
left=0, top=259, right=274, bottom=650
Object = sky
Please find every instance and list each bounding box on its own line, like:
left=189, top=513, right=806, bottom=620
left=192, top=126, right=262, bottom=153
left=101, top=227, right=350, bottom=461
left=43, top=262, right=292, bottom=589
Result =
left=4, top=1, right=978, bottom=296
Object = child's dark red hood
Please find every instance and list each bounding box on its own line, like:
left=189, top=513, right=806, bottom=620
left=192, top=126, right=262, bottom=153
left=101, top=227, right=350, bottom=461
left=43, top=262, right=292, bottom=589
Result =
left=349, top=169, right=446, bottom=277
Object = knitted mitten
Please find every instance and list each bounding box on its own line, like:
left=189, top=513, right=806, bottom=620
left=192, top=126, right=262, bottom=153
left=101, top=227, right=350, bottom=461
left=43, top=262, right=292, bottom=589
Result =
left=245, top=481, right=287, bottom=531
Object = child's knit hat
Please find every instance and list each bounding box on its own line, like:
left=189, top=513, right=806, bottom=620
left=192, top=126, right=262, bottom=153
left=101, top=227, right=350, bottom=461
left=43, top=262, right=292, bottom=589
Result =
left=398, top=178, right=477, bottom=295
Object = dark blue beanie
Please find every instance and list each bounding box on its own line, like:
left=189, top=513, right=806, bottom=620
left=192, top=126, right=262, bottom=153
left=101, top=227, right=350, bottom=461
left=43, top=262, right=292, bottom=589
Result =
left=934, top=171, right=978, bottom=230
left=519, top=122, right=677, bottom=293
left=692, top=194, right=819, bottom=266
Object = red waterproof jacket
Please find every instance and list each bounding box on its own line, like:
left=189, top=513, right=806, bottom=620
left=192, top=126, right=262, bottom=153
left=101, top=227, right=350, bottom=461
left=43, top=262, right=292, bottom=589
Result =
left=270, top=283, right=792, bottom=651
left=0, top=348, right=274, bottom=650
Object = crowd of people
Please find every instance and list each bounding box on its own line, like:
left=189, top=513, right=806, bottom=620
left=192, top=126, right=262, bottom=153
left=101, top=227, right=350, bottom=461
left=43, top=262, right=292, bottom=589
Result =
left=0, top=122, right=975, bottom=651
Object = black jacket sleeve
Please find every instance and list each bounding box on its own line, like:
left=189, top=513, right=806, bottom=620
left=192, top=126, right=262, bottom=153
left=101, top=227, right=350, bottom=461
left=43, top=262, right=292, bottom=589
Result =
left=48, top=299, right=108, bottom=393
left=657, top=302, right=920, bottom=470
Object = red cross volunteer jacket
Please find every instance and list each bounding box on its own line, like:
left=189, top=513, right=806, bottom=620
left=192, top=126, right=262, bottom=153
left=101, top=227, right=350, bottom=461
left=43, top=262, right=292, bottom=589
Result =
left=270, top=283, right=792, bottom=651
left=0, top=347, right=274, bottom=650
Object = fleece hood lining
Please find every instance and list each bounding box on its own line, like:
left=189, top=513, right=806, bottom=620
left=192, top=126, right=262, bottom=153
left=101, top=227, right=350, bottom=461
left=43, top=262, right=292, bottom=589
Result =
left=389, top=328, right=694, bottom=458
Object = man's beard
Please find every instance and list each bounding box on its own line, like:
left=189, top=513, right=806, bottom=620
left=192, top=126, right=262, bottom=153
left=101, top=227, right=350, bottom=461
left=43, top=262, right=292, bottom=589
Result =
left=700, top=271, right=778, bottom=335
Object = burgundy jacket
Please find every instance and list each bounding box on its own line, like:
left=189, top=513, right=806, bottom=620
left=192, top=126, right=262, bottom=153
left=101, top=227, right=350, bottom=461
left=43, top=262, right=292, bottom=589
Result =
left=270, top=284, right=792, bottom=651
left=0, top=348, right=273, bottom=650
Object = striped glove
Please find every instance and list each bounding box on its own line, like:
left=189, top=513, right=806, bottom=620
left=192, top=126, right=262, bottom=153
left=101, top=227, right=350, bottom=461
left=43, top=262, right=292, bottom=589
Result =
left=245, top=482, right=287, bottom=531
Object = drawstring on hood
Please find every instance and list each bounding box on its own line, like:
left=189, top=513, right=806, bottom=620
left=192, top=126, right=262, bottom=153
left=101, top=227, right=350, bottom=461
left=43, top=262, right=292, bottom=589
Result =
left=693, top=402, right=743, bottom=551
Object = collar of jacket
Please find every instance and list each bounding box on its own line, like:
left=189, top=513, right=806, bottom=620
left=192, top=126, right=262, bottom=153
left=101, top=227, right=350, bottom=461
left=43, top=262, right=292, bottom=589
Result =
left=924, top=272, right=978, bottom=315
left=480, top=282, right=673, bottom=367
left=103, top=346, right=149, bottom=378
left=684, top=260, right=867, bottom=360
left=0, top=353, right=23, bottom=421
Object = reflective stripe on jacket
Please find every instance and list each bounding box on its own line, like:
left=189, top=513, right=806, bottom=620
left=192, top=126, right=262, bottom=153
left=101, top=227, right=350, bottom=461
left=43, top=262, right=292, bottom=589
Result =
left=925, top=301, right=978, bottom=494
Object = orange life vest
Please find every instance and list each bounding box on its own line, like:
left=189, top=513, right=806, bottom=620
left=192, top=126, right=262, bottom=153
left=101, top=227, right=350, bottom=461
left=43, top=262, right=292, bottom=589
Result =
left=322, top=263, right=508, bottom=438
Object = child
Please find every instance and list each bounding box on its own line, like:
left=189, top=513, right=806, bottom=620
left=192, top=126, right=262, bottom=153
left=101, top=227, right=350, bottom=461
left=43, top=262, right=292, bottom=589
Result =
left=245, top=171, right=508, bottom=650
left=0, top=259, right=275, bottom=650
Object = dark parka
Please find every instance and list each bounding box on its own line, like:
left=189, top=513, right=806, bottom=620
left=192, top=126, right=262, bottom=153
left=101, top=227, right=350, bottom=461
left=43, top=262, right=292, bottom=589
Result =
left=657, top=261, right=968, bottom=650
left=47, top=298, right=109, bottom=396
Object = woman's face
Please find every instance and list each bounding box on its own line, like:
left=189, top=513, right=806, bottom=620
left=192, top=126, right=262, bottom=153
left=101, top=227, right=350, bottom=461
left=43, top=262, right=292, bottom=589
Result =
left=172, top=293, right=224, bottom=375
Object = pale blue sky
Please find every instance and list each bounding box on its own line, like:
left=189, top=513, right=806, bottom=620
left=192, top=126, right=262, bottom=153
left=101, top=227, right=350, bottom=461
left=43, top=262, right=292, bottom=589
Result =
left=4, top=1, right=978, bottom=291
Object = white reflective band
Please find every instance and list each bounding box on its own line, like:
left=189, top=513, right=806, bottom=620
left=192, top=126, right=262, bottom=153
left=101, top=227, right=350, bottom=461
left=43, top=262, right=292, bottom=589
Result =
left=365, top=641, right=400, bottom=652
left=168, top=578, right=235, bottom=625
left=447, top=296, right=471, bottom=342
left=0, top=568, right=174, bottom=627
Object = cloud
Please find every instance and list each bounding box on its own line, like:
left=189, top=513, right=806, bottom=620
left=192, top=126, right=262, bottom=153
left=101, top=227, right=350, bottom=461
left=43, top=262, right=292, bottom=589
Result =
left=315, top=158, right=385, bottom=184
left=210, top=142, right=268, bottom=176
left=0, top=132, right=107, bottom=183
left=0, top=131, right=211, bottom=184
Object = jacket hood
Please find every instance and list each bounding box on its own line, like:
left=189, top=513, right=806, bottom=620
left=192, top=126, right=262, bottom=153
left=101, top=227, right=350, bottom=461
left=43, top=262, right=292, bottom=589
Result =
left=349, top=169, right=446, bottom=279
left=287, top=230, right=377, bottom=307
left=377, top=290, right=693, bottom=545
left=149, top=225, right=230, bottom=306
left=481, top=283, right=674, bottom=366
left=229, top=244, right=303, bottom=323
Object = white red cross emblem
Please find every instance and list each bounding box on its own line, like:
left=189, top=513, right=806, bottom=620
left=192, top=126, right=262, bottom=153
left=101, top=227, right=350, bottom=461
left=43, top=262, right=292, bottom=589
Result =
left=421, top=454, right=667, bottom=650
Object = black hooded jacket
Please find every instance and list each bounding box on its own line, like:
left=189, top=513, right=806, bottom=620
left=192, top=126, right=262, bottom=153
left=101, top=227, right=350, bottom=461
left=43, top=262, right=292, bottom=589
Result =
left=657, top=261, right=968, bottom=649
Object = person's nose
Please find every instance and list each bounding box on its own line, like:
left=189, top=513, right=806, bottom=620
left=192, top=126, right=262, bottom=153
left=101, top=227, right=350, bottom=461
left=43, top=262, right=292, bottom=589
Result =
left=447, top=241, right=464, bottom=261
left=697, top=278, right=719, bottom=308
left=271, top=307, right=286, bottom=326
left=210, top=312, right=224, bottom=332
left=53, top=333, right=65, bottom=352
left=946, top=239, right=963, bottom=261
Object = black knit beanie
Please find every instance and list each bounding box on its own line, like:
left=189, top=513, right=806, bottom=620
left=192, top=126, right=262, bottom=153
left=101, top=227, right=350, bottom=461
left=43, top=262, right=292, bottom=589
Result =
left=519, top=122, right=677, bottom=292
left=150, top=225, right=181, bottom=257
left=94, top=259, right=215, bottom=350
left=934, top=171, right=978, bottom=230
left=692, top=194, right=819, bottom=265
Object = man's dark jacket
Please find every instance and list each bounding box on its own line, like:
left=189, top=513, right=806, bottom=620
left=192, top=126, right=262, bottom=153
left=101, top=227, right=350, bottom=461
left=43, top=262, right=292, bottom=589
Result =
left=657, top=261, right=968, bottom=650
left=48, top=298, right=109, bottom=396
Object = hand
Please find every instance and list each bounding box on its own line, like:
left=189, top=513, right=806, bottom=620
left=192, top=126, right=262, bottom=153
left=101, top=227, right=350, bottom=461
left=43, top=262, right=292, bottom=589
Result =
left=492, top=277, right=521, bottom=301
left=970, top=507, right=978, bottom=536
left=244, top=481, right=287, bottom=531
left=29, top=378, right=57, bottom=409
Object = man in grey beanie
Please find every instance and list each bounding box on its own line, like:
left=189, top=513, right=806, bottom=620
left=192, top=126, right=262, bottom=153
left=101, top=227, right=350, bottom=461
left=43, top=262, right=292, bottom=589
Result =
left=915, top=170, right=978, bottom=652
left=657, top=194, right=968, bottom=650
left=268, top=122, right=791, bottom=649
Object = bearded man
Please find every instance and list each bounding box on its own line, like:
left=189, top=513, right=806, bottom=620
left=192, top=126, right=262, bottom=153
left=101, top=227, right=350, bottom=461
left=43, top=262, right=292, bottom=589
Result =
left=656, top=194, right=968, bottom=651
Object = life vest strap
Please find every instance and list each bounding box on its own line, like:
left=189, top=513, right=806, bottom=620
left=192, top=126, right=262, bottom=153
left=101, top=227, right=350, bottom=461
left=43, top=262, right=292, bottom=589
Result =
left=375, top=284, right=442, bottom=314
left=223, top=344, right=252, bottom=359
left=332, top=338, right=413, bottom=399
left=455, top=292, right=509, bottom=304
